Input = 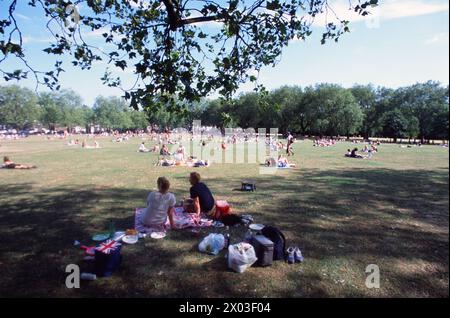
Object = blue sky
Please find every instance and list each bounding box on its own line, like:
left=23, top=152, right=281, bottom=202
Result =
left=0, top=0, right=449, bottom=105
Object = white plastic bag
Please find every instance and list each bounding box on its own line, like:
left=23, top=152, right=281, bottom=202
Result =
left=198, top=233, right=225, bottom=255
left=227, top=242, right=258, bottom=273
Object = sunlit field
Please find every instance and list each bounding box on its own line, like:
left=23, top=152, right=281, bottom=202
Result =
left=0, top=136, right=448, bottom=297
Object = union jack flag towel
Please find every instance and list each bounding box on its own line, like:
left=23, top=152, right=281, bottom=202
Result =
left=95, top=239, right=121, bottom=254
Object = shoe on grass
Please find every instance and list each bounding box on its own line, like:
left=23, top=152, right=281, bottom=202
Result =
left=294, top=247, right=304, bottom=263
left=286, top=247, right=295, bottom=264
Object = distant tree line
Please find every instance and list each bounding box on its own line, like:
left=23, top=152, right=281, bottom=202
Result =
left=197, top=81, right=449, bottom=143
left=0, top=85, right=148, bottom=132
left=0, top=81, right=448, bottom=142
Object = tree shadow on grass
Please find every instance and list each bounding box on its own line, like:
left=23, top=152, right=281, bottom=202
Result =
left=0, top=166, right=448, bottom=297
left=203, top=167, right=449, bottom=297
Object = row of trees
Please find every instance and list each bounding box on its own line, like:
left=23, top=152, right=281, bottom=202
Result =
left=1, top=81, right=448, bottom=141
left=197, top=81, right=448, bottom=142
left=0, top=86, right=148, bottom=131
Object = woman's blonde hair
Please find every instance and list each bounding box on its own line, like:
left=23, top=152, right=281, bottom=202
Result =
left=157, top=177, right=170, bottom=193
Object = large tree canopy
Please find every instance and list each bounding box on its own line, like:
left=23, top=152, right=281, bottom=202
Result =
left=0, top=0, right=378, bottom=110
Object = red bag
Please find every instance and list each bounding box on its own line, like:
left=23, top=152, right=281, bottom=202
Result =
left=214, top=200, right=231, bottom=220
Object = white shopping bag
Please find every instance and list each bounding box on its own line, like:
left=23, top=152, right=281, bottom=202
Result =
left=227, top=242, right=258, bottom=273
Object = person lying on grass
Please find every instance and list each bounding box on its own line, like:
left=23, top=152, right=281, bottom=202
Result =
left=82, top=140, right=100, bottom=149
left=155, top=157, right=175, bottom=166
left=143, top=177, right=177, bottom=229
left=188, top=172, right=216, bottom=216
left=1, top=156, right=36, bottom=169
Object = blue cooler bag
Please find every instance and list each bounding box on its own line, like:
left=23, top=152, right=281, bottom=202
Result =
left=94, top=240, right=122, bottom=277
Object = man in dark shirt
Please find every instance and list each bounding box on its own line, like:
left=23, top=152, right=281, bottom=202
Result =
left=189, top=172, right=215, bottom=214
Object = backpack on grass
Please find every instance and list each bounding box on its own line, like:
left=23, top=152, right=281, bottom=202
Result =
left=261, top=226, right=286, bottom=261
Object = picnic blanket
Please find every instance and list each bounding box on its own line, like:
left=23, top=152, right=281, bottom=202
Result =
left=134, top=207, right=214, bottom=233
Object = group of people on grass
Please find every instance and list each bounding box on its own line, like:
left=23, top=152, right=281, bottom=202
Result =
left=139, top=142, right=211, bottom=167
left=142, top=172, right=215, bottom=229
left=313, top=138, right=337, bottom=147
left=265, top=154, right=295, bottom=168
left=138, top=142, right=159, bottom=153
left=344, top=141, right=380, bottom=159
left=67, top=139, right=101, bottom=148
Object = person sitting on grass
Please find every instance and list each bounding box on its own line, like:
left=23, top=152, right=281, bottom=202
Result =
left=138, top=142, right=150, bottom=153
left=160, top=144, right=171, bottom=156
left=345, top=149, right=352, bottom=157
left=176, top=144, right=186, bottom=162
left=277, top=154, right=290, bottom=167
left=142, top=177, right=177, bottom=229
left=1, top=156, right=36, bottom=169
left=149, top=144, right=159, bottom=153
left=189, top=172, right=215, bottom=216
left=265, top=157, right=277, bottom=167
left=350, top=147, right=364, bottom=159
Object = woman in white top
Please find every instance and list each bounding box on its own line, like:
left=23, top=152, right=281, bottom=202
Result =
left=143, top=177, right=177, bottom=229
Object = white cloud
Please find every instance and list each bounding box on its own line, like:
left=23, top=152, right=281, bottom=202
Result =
left=312, top=0, right=449, bottom=27
left=127, top=0, right=153, bottom=9
left=16, top=13, right=31, bottom=21
left=22, top=36, right=54, bottom=44
left=425, top=32, right=449, bottom=45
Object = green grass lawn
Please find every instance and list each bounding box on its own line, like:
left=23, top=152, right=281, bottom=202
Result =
left=0, top=136, right=448, bottom=297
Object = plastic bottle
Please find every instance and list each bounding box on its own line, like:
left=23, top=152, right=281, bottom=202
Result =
left=225, top=233, right=231, bottom=248
left=81, top=273, right=97, bottom=280
left=108, top=220, right=115, bottom=238
left=244, top=229, right=253, bottom=242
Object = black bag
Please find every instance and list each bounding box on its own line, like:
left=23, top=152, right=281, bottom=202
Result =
left=261, top=226, right=286, bottom=260
left=94, top=244, right=122, bottom=277
left=221, top=214, right=242, bottom=226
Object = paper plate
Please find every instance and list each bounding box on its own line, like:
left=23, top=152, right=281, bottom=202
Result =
left=150, top=232, right=166, bottom=239
left=249, top=224, right=265, bottom=231
left=122, top=235, right=138, bottom=244
left=92, top=233, right=110, bottom=241
left=112, top=231, right=125, bottom=241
